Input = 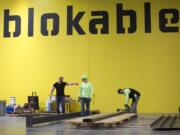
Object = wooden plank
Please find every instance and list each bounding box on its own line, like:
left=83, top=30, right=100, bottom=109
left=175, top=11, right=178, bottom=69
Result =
left=95, top=113, right=136, bottom=124
left=67, top=116, right=85, bottom=124
left=68, top=113, right=137, bottom=128
left=83, top=112, right=125, bottom=122
left=67, top=113, right=106, bottom=124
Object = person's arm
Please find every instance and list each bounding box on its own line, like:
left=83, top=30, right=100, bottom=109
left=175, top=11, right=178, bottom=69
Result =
left=50, top=87, right=55, bottom=99
left=66, top=82, right=78, bottom=86
left=90, top=83, right=94, bottom=98
left=78, top=84, right=82, bottom=102
left=124, top=89, right=130, bottom=105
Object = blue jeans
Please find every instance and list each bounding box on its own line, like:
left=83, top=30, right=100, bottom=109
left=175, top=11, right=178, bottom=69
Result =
left=80, top=97, right=91, bottom=116
left=131, top=96, right=140, bottom=113
left=56, top=96, right=65, bottom=113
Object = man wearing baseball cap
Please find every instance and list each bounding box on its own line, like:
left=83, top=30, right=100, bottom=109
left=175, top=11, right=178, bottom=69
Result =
left=78, top=74, right=94, bottom=116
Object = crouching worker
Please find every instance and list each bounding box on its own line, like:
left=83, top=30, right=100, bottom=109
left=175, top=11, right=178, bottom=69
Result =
left=117, top=88, right=141, bottom=113
left=78, top=74, right=93, bottom=116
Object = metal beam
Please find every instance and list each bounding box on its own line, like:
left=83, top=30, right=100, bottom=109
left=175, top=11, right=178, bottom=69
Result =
left=151, top=115, right=180, bottom=130
left=170, top=115, right=177, bottom=128
left=171, top=116, right=180, bottom=129
left=150, top=115, right=164, bottom=128
left=160, top=115, right=171, bottom=128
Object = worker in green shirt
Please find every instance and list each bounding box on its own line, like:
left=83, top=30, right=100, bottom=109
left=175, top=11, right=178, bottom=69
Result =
left=117, top=88, right=141, bottom=113
left=78, top=74, right=93, bottom=116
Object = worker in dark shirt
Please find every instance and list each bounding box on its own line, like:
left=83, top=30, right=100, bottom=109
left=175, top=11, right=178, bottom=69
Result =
left=117, top=88, right=141, bottom=113
left=50, top=76, right=78, bottom=114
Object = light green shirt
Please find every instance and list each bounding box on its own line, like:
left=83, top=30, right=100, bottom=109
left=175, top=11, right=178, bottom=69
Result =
left=124, top=88, right=130, bottom=105
left=79, top=82, right=93, bottom=98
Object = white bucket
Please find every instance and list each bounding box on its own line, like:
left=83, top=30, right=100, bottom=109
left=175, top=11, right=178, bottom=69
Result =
left=46, top=96, right=52, bottom=112
left=51, top=96, right=56, bottom=101
left=10, top=97, right=16, bottom=105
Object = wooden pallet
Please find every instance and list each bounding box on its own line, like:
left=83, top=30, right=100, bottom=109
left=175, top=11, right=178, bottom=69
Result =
left=67, top=113, right=137, bottom=128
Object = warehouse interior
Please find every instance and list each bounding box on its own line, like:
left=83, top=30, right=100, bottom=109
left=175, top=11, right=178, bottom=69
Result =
left=0, top=0, right=180, bottom=135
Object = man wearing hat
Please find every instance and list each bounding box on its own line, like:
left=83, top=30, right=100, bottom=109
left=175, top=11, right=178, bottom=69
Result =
left=117, top=88, right=141, bottom=113
left=79, top=74, right=94, bottom=116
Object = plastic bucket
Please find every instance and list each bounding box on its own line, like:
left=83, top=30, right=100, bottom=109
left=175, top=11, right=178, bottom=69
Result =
left=10, top=97, right=16, bottom=105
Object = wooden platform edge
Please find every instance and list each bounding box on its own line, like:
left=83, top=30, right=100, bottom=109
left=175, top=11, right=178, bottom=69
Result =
left=73, top=113, right=137, bottom=128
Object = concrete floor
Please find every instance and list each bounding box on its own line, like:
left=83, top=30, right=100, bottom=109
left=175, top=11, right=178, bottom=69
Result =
left=0, top=114, right=180, bottom=135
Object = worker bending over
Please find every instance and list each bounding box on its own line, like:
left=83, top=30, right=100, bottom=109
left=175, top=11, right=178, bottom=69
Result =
left=117, top=88, right=141, bottom=113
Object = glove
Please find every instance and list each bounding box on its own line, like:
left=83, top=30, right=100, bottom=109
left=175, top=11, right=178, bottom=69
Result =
left=124, top=104, right=130, bottom=109
left=116, top=108, right=121, bottom=112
